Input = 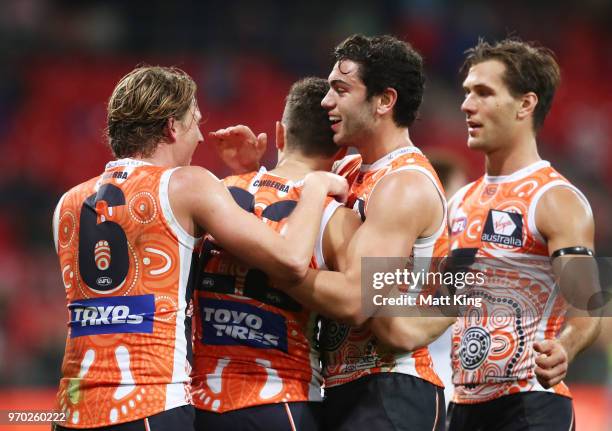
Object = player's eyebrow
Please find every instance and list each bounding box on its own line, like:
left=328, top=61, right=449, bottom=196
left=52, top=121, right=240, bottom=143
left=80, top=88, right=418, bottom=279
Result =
left=330, top=79, right=350, bottom=88
left=463, top=83, right=494, bottom=93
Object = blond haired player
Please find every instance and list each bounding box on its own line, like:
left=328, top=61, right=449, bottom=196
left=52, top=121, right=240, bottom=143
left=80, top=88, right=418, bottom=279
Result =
left=447, top=38, right=601, bottom=430
left=51, top=66, right=346, bottom=430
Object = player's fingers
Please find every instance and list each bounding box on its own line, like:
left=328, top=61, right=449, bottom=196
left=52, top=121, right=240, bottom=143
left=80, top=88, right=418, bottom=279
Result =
left=535, top=362, right=567, bottom=381
left=209, top=127, right=229, bottom=136
left=533, top=340, right=553, bottom=354
left=256, top=133, right=267, bottom=151
left=535, top=350, right=564, bottom=368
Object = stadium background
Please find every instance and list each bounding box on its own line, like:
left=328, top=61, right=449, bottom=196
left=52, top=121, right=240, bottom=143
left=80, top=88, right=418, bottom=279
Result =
left=0, top=0, right=609, bottom=429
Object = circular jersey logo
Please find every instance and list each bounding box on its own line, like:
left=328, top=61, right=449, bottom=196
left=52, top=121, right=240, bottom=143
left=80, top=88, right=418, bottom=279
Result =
left=460, top=327, right=491, bottom=371
left=320, top=320, right=349, bottom=351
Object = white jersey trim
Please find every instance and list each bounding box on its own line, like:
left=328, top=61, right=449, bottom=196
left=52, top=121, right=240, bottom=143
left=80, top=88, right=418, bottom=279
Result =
left=527, top=181, right=592, bottom=246
left=332, top=154, right=361, bottom=175
left=447, top=181, right=476, bottom=227
left=246, top=167, right=268, bottom=194
left=364, top=165, right=447, bottom=248
left=314, top=200, right=343, bottom=270
left=360, top=146, right=423, bottom=172
left=484, top=160, right=550, bottom=184
left=52, top=192, right=69, bottom=254
left=165, top=237, right=194, bottom=409
left=159, top=168, right=200, bottom=249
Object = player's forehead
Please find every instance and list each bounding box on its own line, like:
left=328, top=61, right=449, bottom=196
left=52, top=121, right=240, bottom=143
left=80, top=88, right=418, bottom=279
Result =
left=328, top=59, right=364, bottom=87
left=189, top=98, right=201, bottom=118
left=462, top=59, right=507, bottom=90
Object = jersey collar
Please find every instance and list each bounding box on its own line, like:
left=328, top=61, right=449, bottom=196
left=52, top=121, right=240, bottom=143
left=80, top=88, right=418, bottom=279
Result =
left=360, top=146, right=423, bottom=172
left=484, top=160, right=550, bottom=184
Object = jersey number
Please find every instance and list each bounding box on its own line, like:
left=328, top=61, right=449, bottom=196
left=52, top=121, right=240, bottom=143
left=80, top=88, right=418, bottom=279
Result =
left=78, top=184, right=129, bottom=292
left=199, top=186, right=302, bottom=311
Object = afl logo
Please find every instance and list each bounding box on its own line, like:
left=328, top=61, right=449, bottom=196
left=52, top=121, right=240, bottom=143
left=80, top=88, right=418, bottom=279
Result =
left=96, top=276, right=113, bottom=287
left=94, top=240, right=111, bottom=271
left=460, top=327, right=491, bottom=370
left=320, top=320, right=349, bottom=351
left=201, top=277, right=215, bottom=288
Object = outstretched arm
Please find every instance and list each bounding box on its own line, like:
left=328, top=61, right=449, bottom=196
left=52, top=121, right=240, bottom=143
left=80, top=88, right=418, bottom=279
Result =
left=533, top=186, right=600, bottom=388
left=368, top=305, right=456, bottom=352
left=170, top=165, right=347, bottom=283
left=280, top=170, right=443, bottom=325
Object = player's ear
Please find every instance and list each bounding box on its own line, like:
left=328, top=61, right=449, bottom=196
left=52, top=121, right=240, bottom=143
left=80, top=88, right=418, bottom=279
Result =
left=165, top=117, right=178, bottom=143
left=376, top=87, right=397, bottom=116
left=276, top=121, right=286, bottom=152
left=517, top=92, right=538, bottom=122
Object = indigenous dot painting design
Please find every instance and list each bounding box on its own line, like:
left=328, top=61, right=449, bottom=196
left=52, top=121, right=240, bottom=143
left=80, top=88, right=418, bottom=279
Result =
left=54, top=161, right=195, bottom=427
left=448, top=161, right=584, bottom=404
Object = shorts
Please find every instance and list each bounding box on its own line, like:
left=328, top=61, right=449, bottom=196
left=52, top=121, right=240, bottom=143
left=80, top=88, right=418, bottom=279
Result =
left=52, top=405, right=195, bottom=431
left=447, top=391, right=575, bottom=431
left=323, top=373, right=445, bottom=431
left=195, top=402, right=321, bottom=431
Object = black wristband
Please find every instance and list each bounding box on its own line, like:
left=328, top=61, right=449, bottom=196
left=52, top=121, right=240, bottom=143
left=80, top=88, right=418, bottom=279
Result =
left=551, top=246, right=594, bottom=259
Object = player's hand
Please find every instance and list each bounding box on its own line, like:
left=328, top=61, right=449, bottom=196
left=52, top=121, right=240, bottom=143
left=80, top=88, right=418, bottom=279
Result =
left=304, top=171, right=349, bottom=204
left=209, top=125, right=267, bottom=174
left=533, top=339, right=569, bottom=388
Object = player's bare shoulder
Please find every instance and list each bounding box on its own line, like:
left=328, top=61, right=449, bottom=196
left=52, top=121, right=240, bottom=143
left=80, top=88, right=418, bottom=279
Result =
left=535, top=185, right=594, bottom=245
left=369, top=169, right=442, bottom=232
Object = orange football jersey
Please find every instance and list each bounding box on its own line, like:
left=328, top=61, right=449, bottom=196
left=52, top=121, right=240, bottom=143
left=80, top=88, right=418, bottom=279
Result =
left=191, top=168, right=341, bottom=413
left=52, top=159, right=198, bottom=427
left=447, top=160, right=591, bottom=404
left=321, top=146, right=448, bottom=388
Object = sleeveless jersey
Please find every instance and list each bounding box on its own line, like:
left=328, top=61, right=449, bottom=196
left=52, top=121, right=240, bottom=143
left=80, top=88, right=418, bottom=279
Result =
left=51, top=159, right=199, bottom=427
left=447, top=160, right=591, bottom=404
left=191, top=168, right=342, bottom=413
left=321, top=146, right=448, bottom=388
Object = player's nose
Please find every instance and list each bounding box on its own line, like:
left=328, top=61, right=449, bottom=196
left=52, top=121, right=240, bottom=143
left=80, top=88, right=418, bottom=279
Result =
left=321, top=89, right=335, bottom=110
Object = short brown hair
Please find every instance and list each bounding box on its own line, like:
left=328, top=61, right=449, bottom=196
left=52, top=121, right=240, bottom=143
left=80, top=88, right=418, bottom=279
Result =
left=107, top=66, right=197, bottom=158
left=461, top=38, right=561, bottom=130
left=283, top=77, right=337, bottom=158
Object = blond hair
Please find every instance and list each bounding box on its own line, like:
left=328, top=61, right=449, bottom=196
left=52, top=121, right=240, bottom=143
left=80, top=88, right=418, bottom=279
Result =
left=107, top=66, right=197, bottom=158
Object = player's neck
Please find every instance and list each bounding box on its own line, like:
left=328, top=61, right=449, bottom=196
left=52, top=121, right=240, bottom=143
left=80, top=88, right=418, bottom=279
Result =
left=271, top=153, right=332, bottom=181
left=358, top=125, right=413, bottom=164
left=130, top=144, right=186, bottom=167
left=485, top=137, right=541, bottom=176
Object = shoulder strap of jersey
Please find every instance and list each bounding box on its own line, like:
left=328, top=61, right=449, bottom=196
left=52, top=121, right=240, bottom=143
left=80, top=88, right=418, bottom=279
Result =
left=160, top=167, right=201, bottom=248
left=447, top=180, right=479, bottom=224
left=527, top=180, right=592, bottom=245
left=52, top=192, right=69, bottom=254
left=314, top=198, right=343, bottom=270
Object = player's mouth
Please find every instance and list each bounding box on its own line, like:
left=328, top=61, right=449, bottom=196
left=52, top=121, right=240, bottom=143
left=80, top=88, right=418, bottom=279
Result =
left=329, top=115, right=342, bottom=132
left=467, top=120, right=482, bottom=136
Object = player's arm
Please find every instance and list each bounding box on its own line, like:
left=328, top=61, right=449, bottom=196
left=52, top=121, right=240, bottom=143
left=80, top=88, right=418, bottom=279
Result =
left=170, top=165, right=347, bottom=283
left=368, top=310, right=456, bottom=352
left=278, top=205, right=361, bottom=318
left=367, top=187, right=464, bottom=351
left=281, top=171, right=438, bottom=325
left=533, top=186, right=601, bottom=388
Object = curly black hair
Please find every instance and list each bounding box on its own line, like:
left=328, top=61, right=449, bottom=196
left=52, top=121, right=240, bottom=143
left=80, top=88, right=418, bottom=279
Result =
left=334, top=34, right=425, bottom=127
